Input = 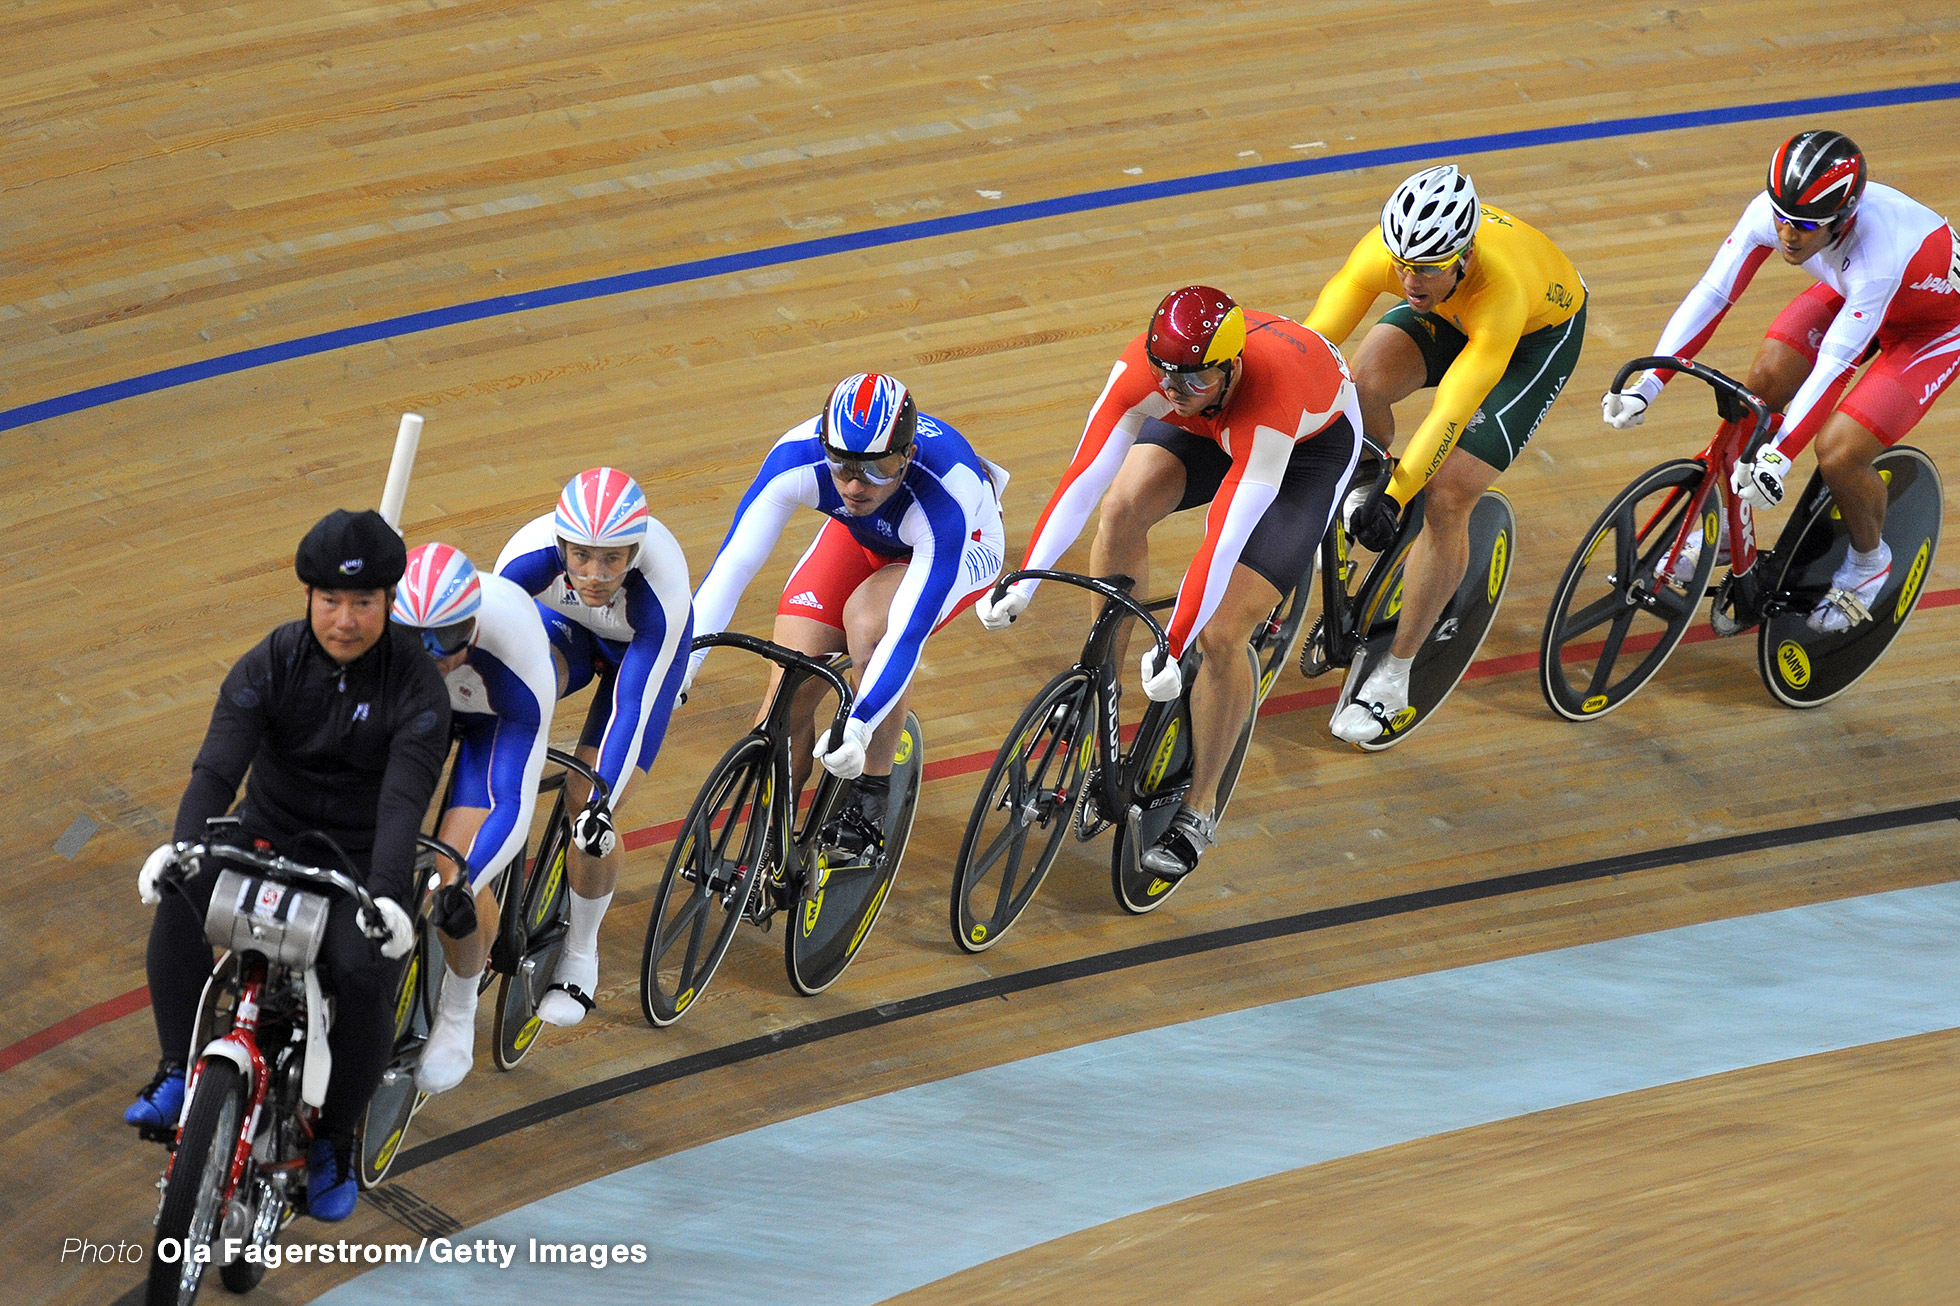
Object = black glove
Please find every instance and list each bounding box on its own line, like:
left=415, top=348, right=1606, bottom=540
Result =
left=430, top=880, right=478, bottom=940
left=572, top=800, right=618, bottom=858
left=1351, top=483, right=1402, bottom=554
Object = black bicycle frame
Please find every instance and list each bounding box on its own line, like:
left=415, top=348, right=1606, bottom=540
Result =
left=985, top=568, right=1173, bottom=825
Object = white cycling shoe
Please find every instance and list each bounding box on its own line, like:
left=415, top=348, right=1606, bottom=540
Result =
left=538, top=947, right=600, bottom=1028
left=416, top=975, right=479, bottom=1094
left=1807, top=542, right=1892, bottom=634
left=1331, top=657, right=1412, bottom=745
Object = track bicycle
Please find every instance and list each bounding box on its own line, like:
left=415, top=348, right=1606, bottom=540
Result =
left=1299, top=460, right=1516, bottom=750
left=1539, top=355, right=1943, bottom=717
left=639, top=632, right=925, bottom=1023
left=353, top=748, right=607, bottom=1191
left=145, top=827, right=460, bottom=1305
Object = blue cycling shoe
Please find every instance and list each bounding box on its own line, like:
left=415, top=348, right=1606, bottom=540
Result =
left=306, top=1137, right=360, bottom=1221
left=124, top=1062, right=185, bottom=1130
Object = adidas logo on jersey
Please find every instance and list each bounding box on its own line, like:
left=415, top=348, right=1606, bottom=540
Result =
left=787, top=590, right=825, bottom=609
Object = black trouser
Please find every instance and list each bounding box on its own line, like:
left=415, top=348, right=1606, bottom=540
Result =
left=147, top=860, right=403, bottom=1148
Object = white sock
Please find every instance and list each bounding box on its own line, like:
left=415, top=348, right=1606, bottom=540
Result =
left=439, top=964, right=480, bottom=1017
left=1848, top=542, right=1888, bottom=571
left=1371, top=651, right=1415, bottom=692
left=565, top=889, right=613, bottom=957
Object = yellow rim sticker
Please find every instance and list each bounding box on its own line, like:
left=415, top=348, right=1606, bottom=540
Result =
left=394, top=957, right=419, bottom=1033
left=1895, top=539, right=1931, bottom=622
left=1776, top=640, right=1811, bottom=689
left=514, top=1017, right=540, bottom=1052
left=1705, top=509, right=1721, bottom=552
left=844, top=880, right=892, bottom=957
left=375, top=1128, right=403, bottom=1170
left=675, top=988, right=694, bottom=1014
left=1145, top=877, right=1170, bottom=897
left=1581, top=693, right=1609, bottom=714
left=803, top=890, right=824, bottom=936
left=1581, top=528, right=1606, bottom=569
left=969, top=924, right=987, bottom=943
left=1143, top=720, right=1179, bottom=791
left=534, top=850, right=565, bottom=930
left=893, top=729, right=914, bottom=767
left=1384, top=577, right=1404, bottom=620
left=1487, top=530, right=1508, bottom=603
left=1390, top=705, right=1417, bottom=731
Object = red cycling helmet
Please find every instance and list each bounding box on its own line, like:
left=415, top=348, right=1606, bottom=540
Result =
left=1767, top=130, right=1866, bottom=225
left=1146, top=286, right=1247, bottom=373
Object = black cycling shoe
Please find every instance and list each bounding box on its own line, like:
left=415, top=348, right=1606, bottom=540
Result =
left=1139, top=806, right=1215, bottom=882
left=822, top=777, right=890, bottom=864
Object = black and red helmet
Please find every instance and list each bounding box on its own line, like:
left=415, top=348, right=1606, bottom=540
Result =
left=1145, top=286, right=1247, bottom=373
left=1767, top=130, right=1867, bottom=225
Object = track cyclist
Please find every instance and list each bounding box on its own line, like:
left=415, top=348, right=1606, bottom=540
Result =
left=686, top=373, right=1006, bottom=850
left=127, top=509, right=450, bottom=1221
left=1601, top=130, right=1960, bottom=634
left=1305, top=164, right=1587, bottom=743
left=496, top=469, right=692, bottom=1028
left=389, top=542, right=556, bottom=1093
left=979, top=286, right=1361, bottom=881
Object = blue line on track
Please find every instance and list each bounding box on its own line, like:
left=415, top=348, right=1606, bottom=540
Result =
left=7, top=80, right=1958, bottom=435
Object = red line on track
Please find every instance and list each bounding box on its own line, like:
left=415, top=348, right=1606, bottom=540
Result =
left=12, top=582, right=1958, bottom=1075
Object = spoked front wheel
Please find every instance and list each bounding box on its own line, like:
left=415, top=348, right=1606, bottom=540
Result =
left=1758, top=445, right=1943, bottom=707
left=640, top=733, right=777, bottom=1026
left=148, top=1059, right=245, bottom=1306
left=950, top=670, right=1094, bottom=953
left=1540, top=459, right=1721, bottom=720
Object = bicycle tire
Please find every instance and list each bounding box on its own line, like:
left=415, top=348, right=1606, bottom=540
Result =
left=493, top=802, right=570, bottom=1068
left=1110, top=692, right=1195, bottom=915
left=357, top=919, right=437, bottom=1189
left=950, top=670, right=1094, bottom=952
left=1344, top=489, right=1517, bottom=751
left=640, top=732, right=776, bottom=1026
left=148, top=1058, right=244, bottom=1306
left=1540, top=459, right=1719, bottom=721
left=787, top=714, right=923, bottom=995
left=1757, top=446, right=1943, bottom=707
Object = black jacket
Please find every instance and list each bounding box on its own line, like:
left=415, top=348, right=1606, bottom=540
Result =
left=173, top=619, right=451, bottom=903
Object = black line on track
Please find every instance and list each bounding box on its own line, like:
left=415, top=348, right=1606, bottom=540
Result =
left=392, top=798, right=1960, bottom=1177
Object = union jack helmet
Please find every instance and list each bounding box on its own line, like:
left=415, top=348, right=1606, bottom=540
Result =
left=820, top=373, right=918, bottom=458
left=1767, top=130, right=1866, bottom=225
left=554, top=467, right=650, bottom=549
left=392, top=542, right=481, bottom=628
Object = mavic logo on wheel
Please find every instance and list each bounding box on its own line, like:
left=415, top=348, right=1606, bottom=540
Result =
left=675, top=988, right=694, bottom=1014
left=514, top=1018, right=540, bottom=1052
left=1146, top=878, right=1171, bottom=897
left=1895, top=539, right=1932, bottom=622
left=894, top=730, right=914, bottom=766
left=1776, top=640, right=1811, bottom=689
left=969, top=924, right=988, bottom=943
left=1581, top=694, right=1609, bottom=714
left=1487, top=530, right=1508, bottom=602
left=1144, top=721, right=1180, bottom=791
left=803, top=888, right=825, bottom=936
left=1390, top=706, right=1417, bottom=731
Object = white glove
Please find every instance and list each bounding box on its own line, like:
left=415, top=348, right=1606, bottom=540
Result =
left=1140, top=645, right=1183, bottom=703
left=679, top=654, right=702, bottom=700
left=361, top=897, right=417, bottom=960
left=572, top=802, right=618, bottom=858
left=138, top=842, right=180, bottom=906
left=975, top=584, right=1031, bottom=631
left=1731, top=447, right=1792, bottom=511
left=815, top=717, right=876, bottom=780
left=1601, top=390, right=1650, bottom=429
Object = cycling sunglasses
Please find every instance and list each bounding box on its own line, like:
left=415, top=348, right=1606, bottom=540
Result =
left=1148, top=360, right=1228, bottom=398
left=418, top=619, right=475, bottom=657
left=824, top=449, right=908, bottom=486
left=1388, top=249, right=1466, bottom=276
left=1771, top=209, right=1834, bottom=233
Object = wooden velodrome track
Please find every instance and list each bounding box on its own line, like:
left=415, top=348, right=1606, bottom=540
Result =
left=5, top=2, right=1959, bottom=1301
